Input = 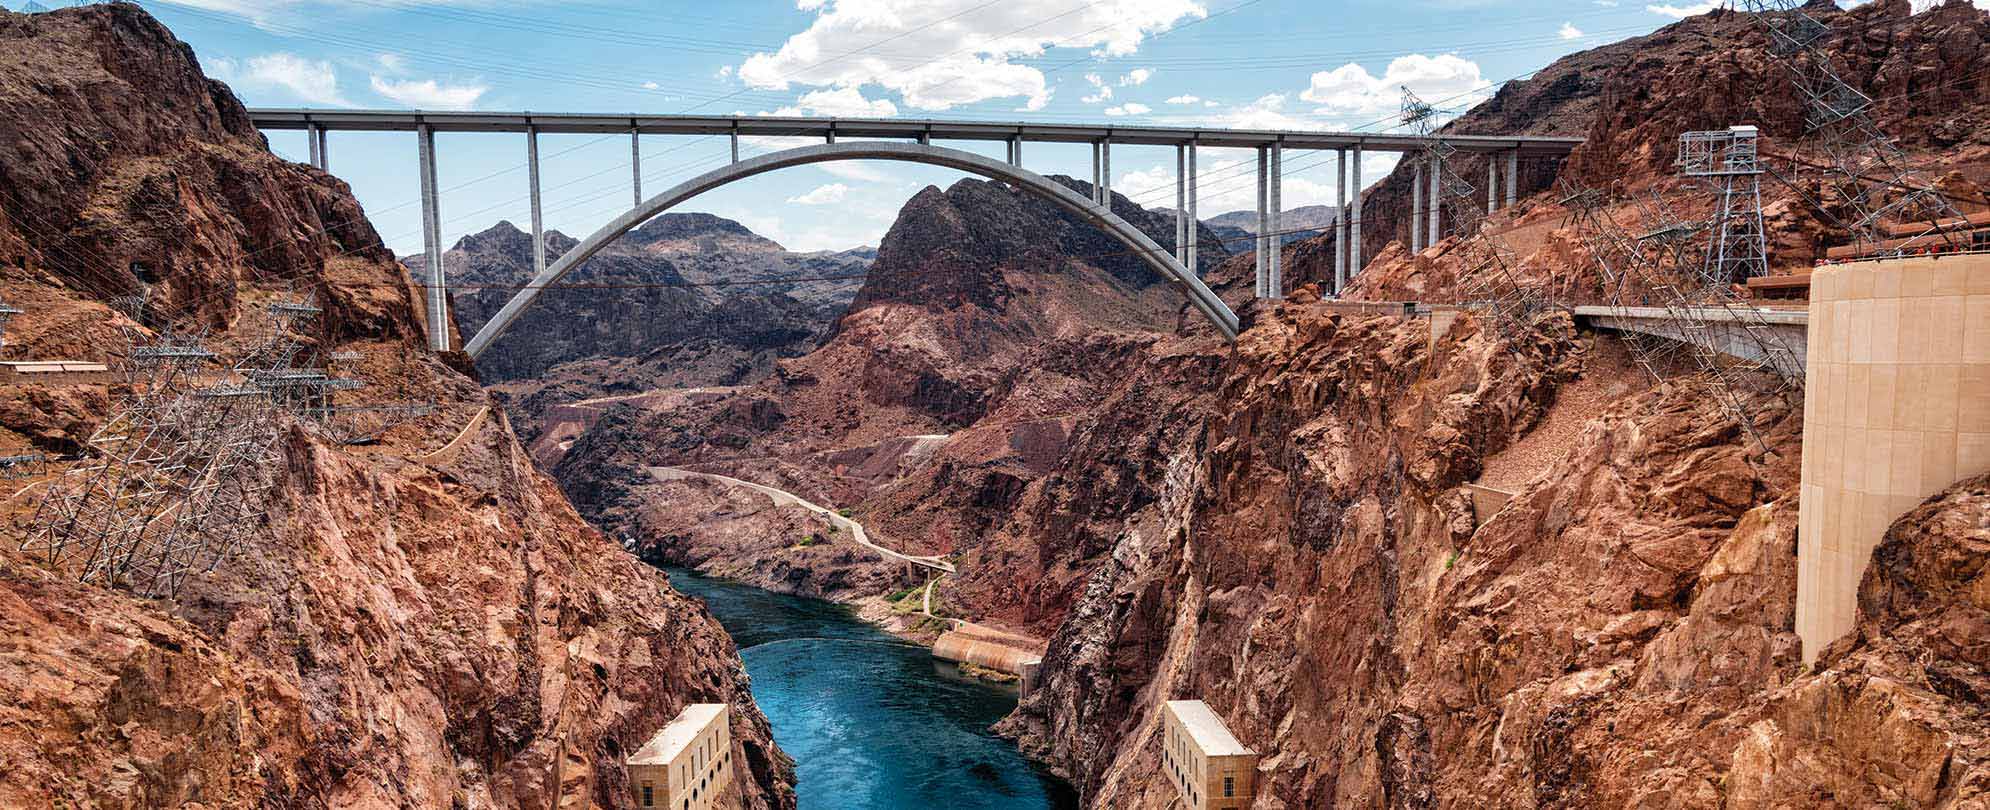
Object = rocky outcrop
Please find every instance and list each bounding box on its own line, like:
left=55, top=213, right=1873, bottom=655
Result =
left=1000, top=291, right=1989, bottom=807
left=1291, top=0, right=1990, bottom=293
left=550, top=177, right=1232, bottom=604
left=435, top=215, right=867, bottom=387
left=0, top=6, right=792, bottom=808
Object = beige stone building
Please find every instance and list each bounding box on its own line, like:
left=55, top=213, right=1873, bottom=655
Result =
left=627, top=703, right=734, bottom=810
left=1161, top=700, right=1258, bottom=810
left=1797, top=254, right=1990, bottom=661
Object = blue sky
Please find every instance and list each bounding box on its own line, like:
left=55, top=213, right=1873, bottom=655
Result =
left=10, top=0, right=1940, bottom=255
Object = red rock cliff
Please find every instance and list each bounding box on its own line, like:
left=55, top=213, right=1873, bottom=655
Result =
left=0, top=6, right=793, bottom=808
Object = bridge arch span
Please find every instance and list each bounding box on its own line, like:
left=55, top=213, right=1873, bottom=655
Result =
left=462, top=141, right=1240, bottom=359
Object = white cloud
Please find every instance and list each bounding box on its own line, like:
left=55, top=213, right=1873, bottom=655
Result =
left=642, top=80, right=662, bottom=90
left=1119, top=68, right=1153, bottom=86
left=819, top=161, right=896, bottom=183
left=1300, top=54, right=1491, bottom=120
left=368, top=75, right=489, bottom=109
left=1082, top=73, right=1114, bottom=103
left=1103, top=102, right=1152, bottom=116
left=785, top=183, right=851, bottom=205
left=1647, top=2, right=1719, bottom=18
left=1212, top=93, right=1323, bottom=130
left=1559, top=22, right=1583, bottom=40
left=1593, top=0, right=1619, bottom=6
left=375, top=53, right=409, bottom=74
left=767, top=86, right=898, bottom=117
left=1165, top=94, right=1202, bottom=105
left=206, top=52, right=350, bottom=106
left=736, top=0, right=1205, bottom=111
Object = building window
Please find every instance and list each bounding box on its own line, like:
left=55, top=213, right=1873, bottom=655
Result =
left=641, top=784, right=653, bottom=807
left=1224, top=776, right=1234, bottom=797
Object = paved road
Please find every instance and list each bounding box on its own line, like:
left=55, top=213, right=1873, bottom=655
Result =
left=647, top=466, right=955, bottom=574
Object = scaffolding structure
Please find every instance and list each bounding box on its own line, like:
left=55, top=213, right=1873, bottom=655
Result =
left=1401, top=88, right=1556, bottom=339
left=0, top=452, right=45, bottom=480
left=1560, top=164, right=1804, bottom=452
left=17, top=292, right=331, bottom=598
left=1737, top=0, right=1967, bottom=255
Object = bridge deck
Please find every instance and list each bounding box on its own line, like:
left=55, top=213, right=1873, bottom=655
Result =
left=246, top=108, right=1585, bottom=155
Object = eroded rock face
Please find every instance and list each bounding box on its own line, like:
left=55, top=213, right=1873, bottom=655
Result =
left=0, top=7, right=793, bottom=808
left=1005, top=296, right=1989, bottom=808
left=436, top=216, right=870, bottom=388
left=1308, top=0, right=1990, bottom=291
left=550, top=177, right=1234, bottom=602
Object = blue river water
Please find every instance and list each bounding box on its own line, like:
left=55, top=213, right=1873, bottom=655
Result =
left=664, top=567, right=1078, bottom=810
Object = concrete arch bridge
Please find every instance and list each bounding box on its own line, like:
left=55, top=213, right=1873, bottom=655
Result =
left=246, top=109, right=1584, bottom=355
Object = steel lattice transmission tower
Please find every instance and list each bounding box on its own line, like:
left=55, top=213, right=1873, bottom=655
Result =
left=1736, top=0, right=1967, bottom=255
left=1678, top=127, right=1771, bottom=284
left=1401, top=88, right=1555, bottom=339
left=19, top=292, right=332, bottom=598
left=1400, top=88, right=1552, bottom=340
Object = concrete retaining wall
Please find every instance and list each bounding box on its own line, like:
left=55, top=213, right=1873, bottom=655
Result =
left=1796, top=254, right=1990, bottom=661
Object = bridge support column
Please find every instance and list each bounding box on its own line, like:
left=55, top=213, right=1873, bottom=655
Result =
left=315, top=126, right=328, bottom=170
left=1335, top=148, right=1347, bottom=296
left=1255, top=146, right=1268, bottom=298
left=528, top=125, right=546, bottom=276
left=1100, top=139, right=1112, bottom=204
left=1411, top=159, right=1424, bottom=252
left=1090, top=142, right=1102, bottom=204
left=1506, top=149, right=1519, bottom=209
left=1174, top=145, right=1187, bottom=265
left=1488, top=155, right=1499, bottom=213
left=307, top=123, right=325, bottom=169
left=1186, top=142, right=1199, bottom=275
left=1268, top=141, right=1282, bottom=299
left=1349, top=144, right=1362, bottom=276
left=631, top=130, right=642, bottom=207
left=1008, top=137, right=1022, bottom=166
left=730, top=124, right=740, bottom=163
left=1429, top=152, right=1443, bottom=244
left=416, top=123, right=448, bottom=352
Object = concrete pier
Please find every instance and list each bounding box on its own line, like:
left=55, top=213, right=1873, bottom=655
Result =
left=416, top=123, right=448, bottom=352
left=1268, top=141, right=1283, bottom=299
left=1186, top=143, right=1199, bottom=273
left=1349, top=144, right=1363, bottom=275
left=631, top=131, right=643, bottom=206
left=1334, top=148, right=1347, bottom=295
left=1255, top=147, right=1269, bottom=297
left=1428, top=152, right=1444, bottom=245
left=1411, top=160, right=1424, bottom=252
left=527, top=126, right=545, bottom=276
left=307, top=123, right=324, bottom=169
left=1175, top=145, right=1188, bottom=265
left=1101, top=140, right=1111, bottom=203
left=1506, top=149, right=1519, bottom=209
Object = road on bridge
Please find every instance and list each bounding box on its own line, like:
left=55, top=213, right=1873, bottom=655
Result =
left=647, top=466, right=955, bottom=575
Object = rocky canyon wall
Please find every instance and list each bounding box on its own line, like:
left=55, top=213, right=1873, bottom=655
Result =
left=0, top=7, right=792, bottom=808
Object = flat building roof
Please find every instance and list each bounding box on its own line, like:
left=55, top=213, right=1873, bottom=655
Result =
left=628, top=703, right=726, bottom=765
left=1167, top=700, right=1254, bottom=757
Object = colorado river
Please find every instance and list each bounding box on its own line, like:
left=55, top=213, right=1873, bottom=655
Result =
left=665, top=567, right=1078, bottom=810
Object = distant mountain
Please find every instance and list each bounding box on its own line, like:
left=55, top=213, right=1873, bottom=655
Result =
left=412, top=213, right=871, bottom=387
left=1205, top=204, right=1339, bottom=247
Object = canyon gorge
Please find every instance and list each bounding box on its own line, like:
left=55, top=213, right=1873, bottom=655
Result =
left=1, top=1, right=1987, bottom=809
